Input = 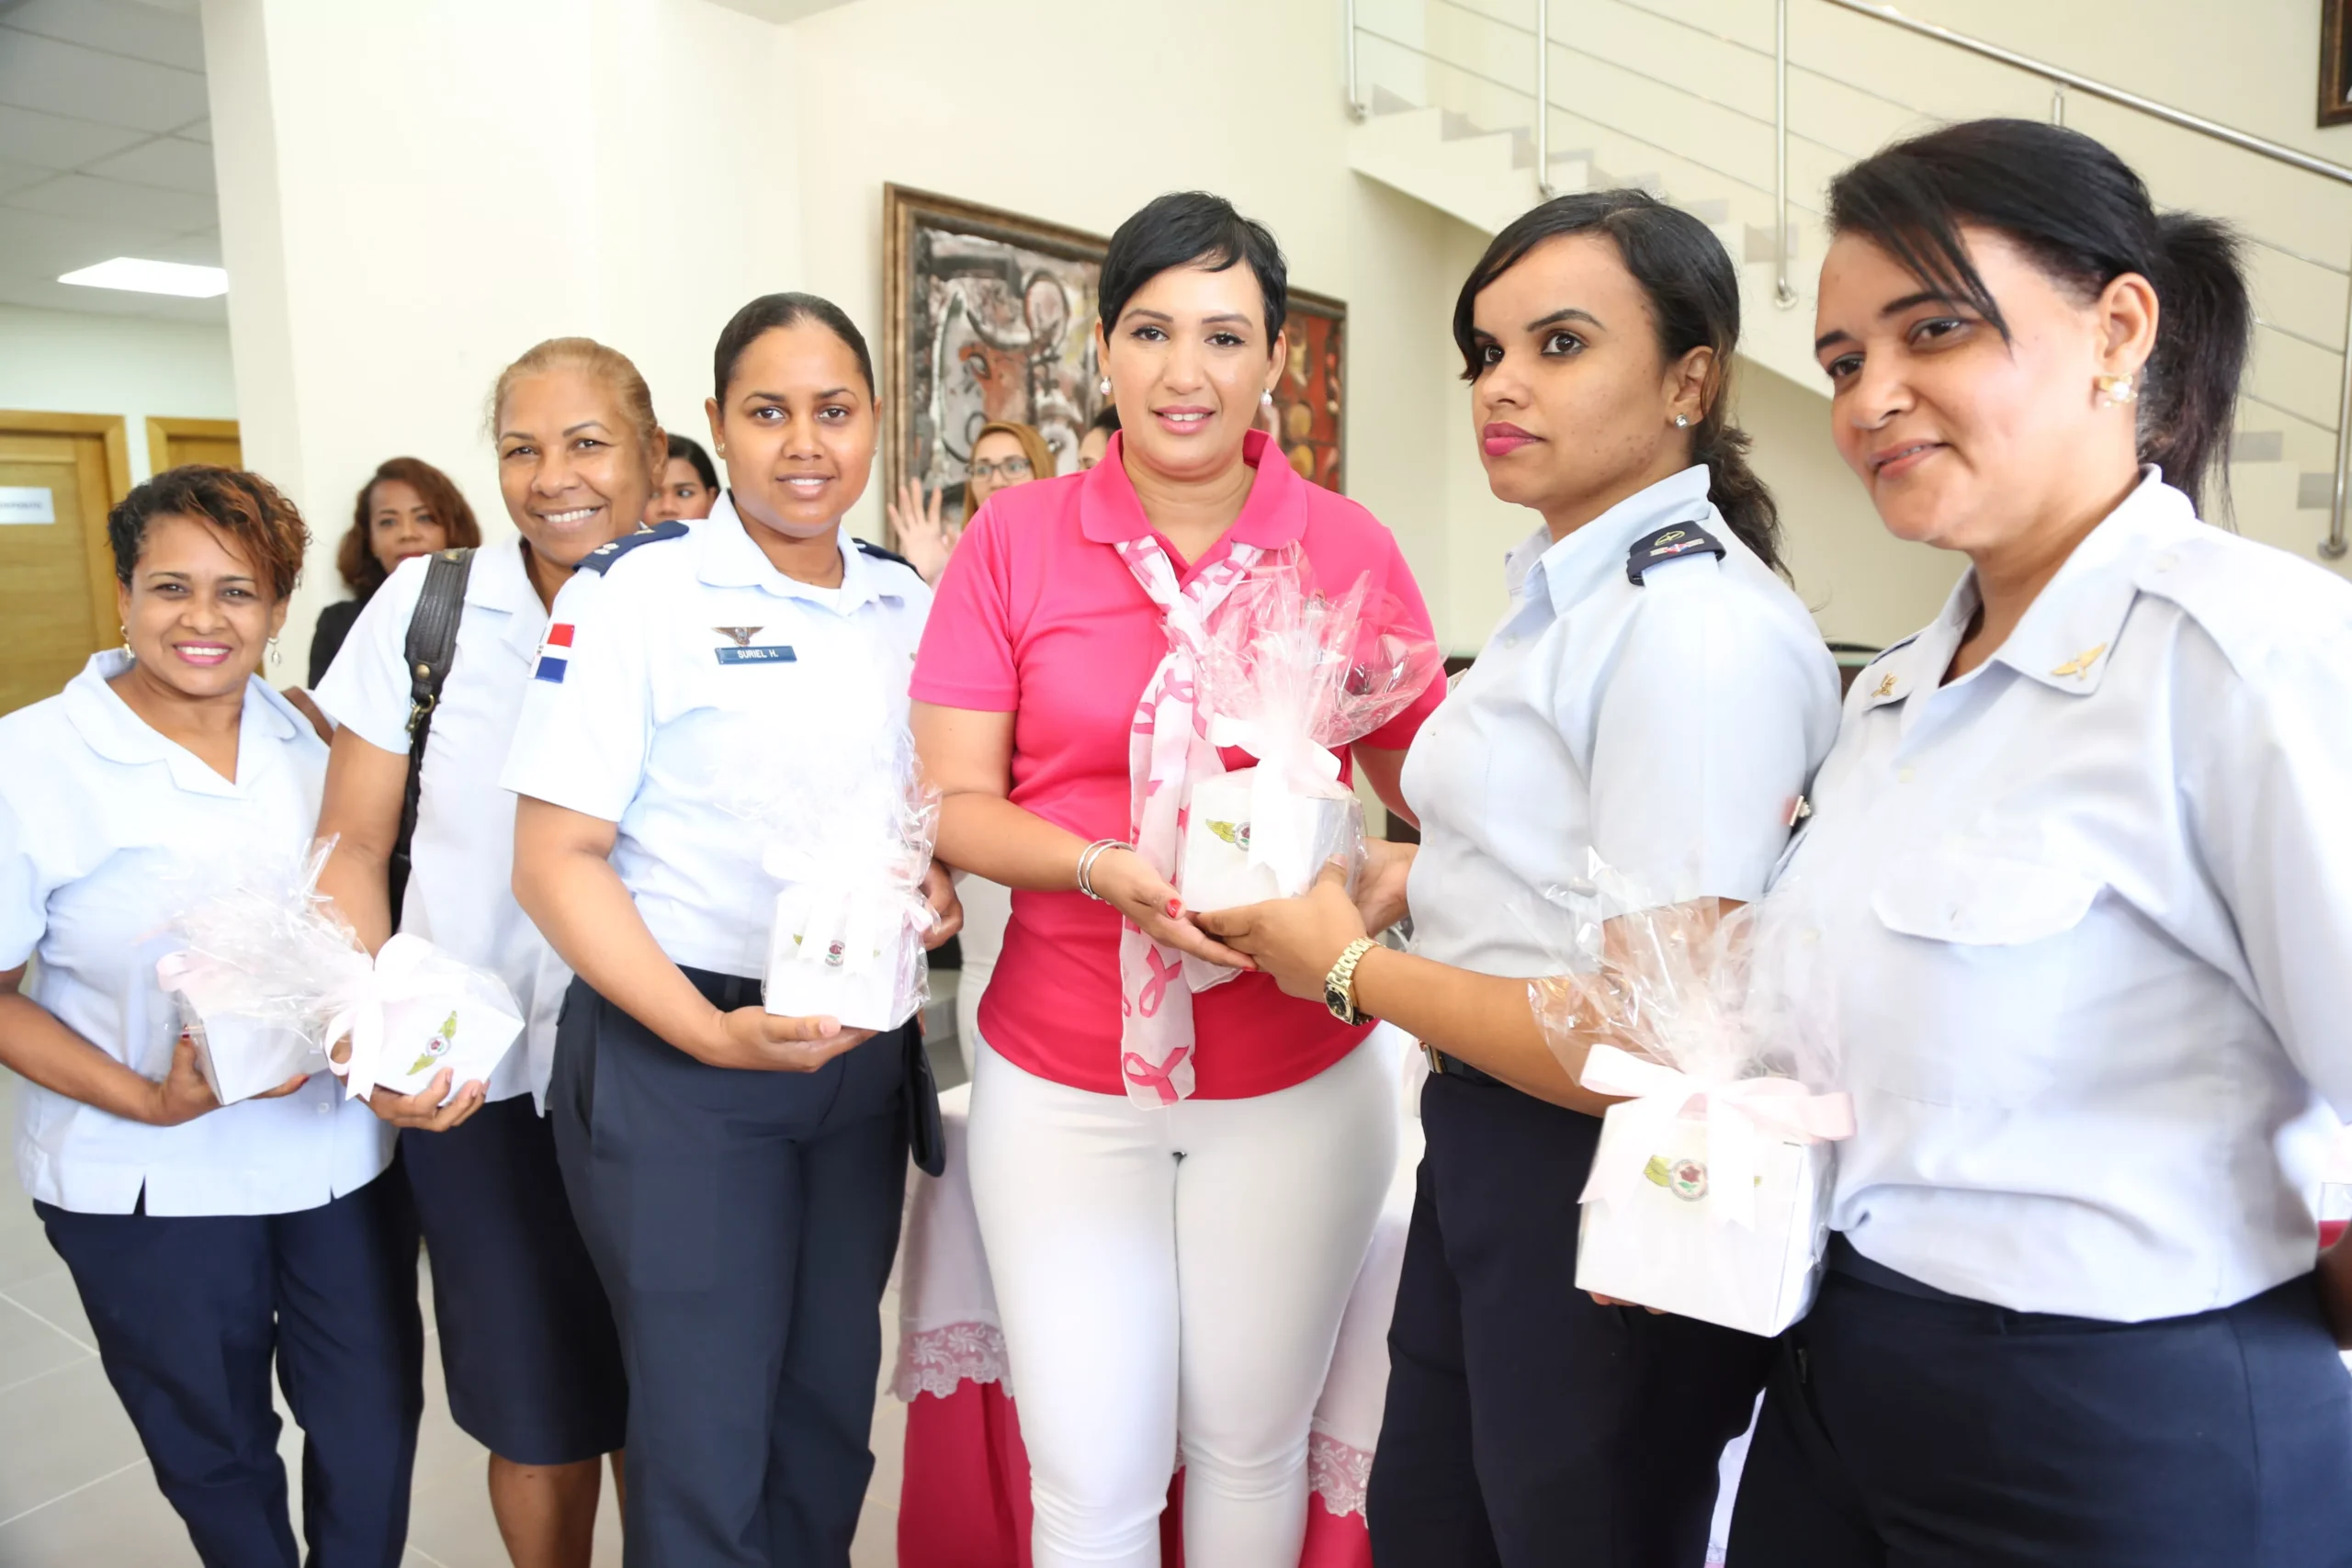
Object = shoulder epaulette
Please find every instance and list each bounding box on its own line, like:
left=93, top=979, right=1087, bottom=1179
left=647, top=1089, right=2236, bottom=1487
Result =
left=1626, top=522, right=1726, bottom=584
left=855, top=538, right=917, bottom=573
left=577, top=519, right=688, bottom=575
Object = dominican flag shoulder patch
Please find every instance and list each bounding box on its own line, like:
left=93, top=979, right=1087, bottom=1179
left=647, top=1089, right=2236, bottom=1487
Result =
left=534, top=622, right=575, bottom=683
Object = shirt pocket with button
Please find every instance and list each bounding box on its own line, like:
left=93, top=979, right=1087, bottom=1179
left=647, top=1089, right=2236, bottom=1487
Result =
left=1860, top=848, right=2105, bottom=1109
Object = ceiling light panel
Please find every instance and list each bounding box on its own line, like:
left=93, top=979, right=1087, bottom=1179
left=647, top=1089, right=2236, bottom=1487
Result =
left=58, top=255, right=227, bottom=297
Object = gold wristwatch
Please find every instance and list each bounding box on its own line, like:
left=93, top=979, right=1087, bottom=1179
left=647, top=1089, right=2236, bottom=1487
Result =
left=1324, top=937, right=1379, bottom=1025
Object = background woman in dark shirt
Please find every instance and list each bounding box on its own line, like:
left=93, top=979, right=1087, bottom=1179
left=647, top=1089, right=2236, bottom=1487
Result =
left=306, top=455, right=481, bottom=685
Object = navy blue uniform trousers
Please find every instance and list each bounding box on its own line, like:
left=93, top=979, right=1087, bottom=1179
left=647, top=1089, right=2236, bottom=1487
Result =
left=550, top=969, right=910, bottom=1568
left=38, top=1171, right=424, bottom=1568
left=1729, top=1238, right=2352, bottom=1567
left=1368, top=1069, right=1773, bottom=1566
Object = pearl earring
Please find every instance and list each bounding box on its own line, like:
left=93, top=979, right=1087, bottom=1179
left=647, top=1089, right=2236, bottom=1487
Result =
left=1099, top=377, right=1113, bottom=398
left=1673, top=413, right=1690, bottom=428
left=2094, top=373, right=2138, bottom=407
left=1262, top=389, right=1274, bottom=406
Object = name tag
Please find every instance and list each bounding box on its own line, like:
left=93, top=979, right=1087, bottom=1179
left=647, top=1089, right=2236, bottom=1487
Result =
left=716, top=645, right=797, bottom=665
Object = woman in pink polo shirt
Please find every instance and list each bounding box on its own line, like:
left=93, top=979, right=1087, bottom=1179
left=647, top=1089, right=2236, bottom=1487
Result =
left=912, top=192, right=1441, bottom=1568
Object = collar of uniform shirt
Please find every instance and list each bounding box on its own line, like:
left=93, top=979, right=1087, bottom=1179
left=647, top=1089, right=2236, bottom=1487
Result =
left=1932, top=466, right=2190, bottom=700
left=691, top=491, right=896, bottom=613
left=1513, top=461, right=1715, bottom=620
left=63, top=649, right=301, bottom=796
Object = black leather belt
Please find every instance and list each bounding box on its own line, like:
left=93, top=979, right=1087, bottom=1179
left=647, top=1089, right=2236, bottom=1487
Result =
left=1421, top=1042, right=1504, bottom=1088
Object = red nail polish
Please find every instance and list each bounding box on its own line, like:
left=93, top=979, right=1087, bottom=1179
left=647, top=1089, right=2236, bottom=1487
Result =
left=1165, top=899, right=1182, bottom=918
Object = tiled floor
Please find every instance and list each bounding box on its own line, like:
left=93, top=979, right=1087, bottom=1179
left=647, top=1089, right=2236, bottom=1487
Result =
left=0, top=1000, right=967, bottom=1567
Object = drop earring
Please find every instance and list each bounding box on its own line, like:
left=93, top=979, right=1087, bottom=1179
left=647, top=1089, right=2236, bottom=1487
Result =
left=119, top=623, right=131, bottom=655
left=266, top=636, right=282, bottom=667
left=1099, top=376, right=1113, bottom=398
left=2094, top=372, right=2138, bottom=407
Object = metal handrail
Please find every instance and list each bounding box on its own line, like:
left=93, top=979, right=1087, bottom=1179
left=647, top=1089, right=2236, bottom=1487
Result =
left=1536, top=0, right=1555, bottom=197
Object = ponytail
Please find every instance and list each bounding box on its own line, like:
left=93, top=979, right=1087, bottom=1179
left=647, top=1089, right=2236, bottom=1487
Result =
left=1826, top=118, right=2252, bottom=516
left=2142, top=213, right=2250, bottom=513
left=1692, top=412, right=1780, bottom=569
left=1454, top=189, right=1785, bottom=572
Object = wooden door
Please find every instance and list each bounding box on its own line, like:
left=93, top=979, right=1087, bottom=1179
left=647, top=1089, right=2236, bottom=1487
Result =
left=147, top=416, right=242, bottom=474
left=0, top=413, right=131, bottom=716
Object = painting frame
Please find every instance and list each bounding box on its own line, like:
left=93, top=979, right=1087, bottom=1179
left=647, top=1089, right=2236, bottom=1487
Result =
left=881, top=184, right=1347, bottom=544
left=2323, top=0, right=2352, bottom=128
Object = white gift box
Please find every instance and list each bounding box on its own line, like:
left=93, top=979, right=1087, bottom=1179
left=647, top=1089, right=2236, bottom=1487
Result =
left=324, top=933, right=525, bottom=1105
left=156, top=951, right=328, bottom=1105
left=1178, top=768, right=1363, bottom=915
left=764, top=882, right=926, bottom=1032
left=1574, top=1102, right=1833, bottom=1337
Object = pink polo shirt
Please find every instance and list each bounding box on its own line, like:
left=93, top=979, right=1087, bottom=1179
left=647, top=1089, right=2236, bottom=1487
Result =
left=913, top=430, right=1442, bottom=1100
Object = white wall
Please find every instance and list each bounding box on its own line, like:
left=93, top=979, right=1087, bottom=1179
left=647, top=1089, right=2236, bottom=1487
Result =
left=0, top=303, right=236, bottom=483
left=203, top=0, right=805, bottom=674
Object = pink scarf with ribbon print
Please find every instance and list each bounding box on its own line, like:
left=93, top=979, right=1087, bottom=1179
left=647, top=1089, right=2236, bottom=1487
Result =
left=1111, top=534, right=1264, bottom=1107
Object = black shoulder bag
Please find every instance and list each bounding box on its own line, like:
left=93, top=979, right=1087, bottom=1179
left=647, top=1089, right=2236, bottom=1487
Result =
left=386, top=547, right=476, bottom=925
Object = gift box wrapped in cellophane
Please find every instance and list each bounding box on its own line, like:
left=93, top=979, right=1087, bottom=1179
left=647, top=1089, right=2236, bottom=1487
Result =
left=736, top=729, right=940, bottom=1032
left=1178, top=547, right=1442, bottom=914
left=1529, top=856, right=1853, bottom=1337
left=153, top=840, right=361, bottom=1105
left=328, top=931, right=525, bottom=1104
left=155, top=840, right=526, bottom=1108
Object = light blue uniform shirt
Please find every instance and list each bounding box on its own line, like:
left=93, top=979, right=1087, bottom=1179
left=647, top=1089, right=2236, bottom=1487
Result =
left=0, top=653, right=394, bottom=1215
left=1785, top=471, right=2352, bottom=1320
left=1404, top=465, right=1841, bottom=976
left=501, top=495, right=932, bottom=979
left=313, top=539, right=571, bottom=1107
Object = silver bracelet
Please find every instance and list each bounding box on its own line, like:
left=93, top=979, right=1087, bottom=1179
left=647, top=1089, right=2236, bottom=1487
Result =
left=1075, top=838, right=1128, bottom=902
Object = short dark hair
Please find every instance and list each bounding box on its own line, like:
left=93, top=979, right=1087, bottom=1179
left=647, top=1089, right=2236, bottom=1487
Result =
left=1454, top=189, right=1782, bottom=571
left=662, top=431, right=719, bottom=491
left=1098, top=192, right=1287, bottom=342
left=109, top=465, right=310, bottom=603
left=1088, top=404, right=1121, bottom=435
left=1827, top=118, right=2249, bottom=514
left=713, top=292, right=876, bottom=403
left=338, top=456, right=481, bottom=593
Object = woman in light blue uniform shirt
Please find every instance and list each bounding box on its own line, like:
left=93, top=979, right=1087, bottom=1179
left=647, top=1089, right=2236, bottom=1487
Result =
left=1727, top=118, right=2352, bottom=1566
left=505, top=293, right=957, bottom=1567
left=0, top=466, right=420, bottom=1568
left=1204, top=191, right=1840, bottom=1567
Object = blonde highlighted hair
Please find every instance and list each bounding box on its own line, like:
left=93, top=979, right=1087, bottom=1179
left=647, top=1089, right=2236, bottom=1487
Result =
left=971, top=421, right=1057, bottom=486
left=484, top=336, right=665, bottom=473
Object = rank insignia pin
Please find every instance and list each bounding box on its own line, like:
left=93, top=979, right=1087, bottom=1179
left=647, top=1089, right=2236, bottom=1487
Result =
left=716, top=626, right=763, bottom=648
left=1872, top=672, right=1898, bottom=699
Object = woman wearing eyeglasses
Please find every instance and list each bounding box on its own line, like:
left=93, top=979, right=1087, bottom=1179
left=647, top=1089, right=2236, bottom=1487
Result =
left=888, top=420, right=1056, bottom=588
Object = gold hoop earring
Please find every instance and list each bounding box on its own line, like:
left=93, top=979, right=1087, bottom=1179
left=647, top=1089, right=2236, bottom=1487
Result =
left=2094, top=372, right=2138, bottom=407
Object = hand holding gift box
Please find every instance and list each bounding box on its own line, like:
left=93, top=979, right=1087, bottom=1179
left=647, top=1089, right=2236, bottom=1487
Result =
left=323, top=931, right=525, bottom=1105
left=1179, top=548, right=1442, bottom=914
left=743, top=729, right=941, bottom=1033
left=1530, top=857, right=1853, bottom=1337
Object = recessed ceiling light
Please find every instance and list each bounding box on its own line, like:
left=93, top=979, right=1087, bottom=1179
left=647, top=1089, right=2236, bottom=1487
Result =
left=58, top=258, right=228, bottom=299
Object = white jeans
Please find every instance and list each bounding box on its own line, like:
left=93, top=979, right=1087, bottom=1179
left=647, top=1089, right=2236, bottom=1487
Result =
left=967, top=1036, right=1396, bottom=1568
left=952, top=875, right=1012, bottom=1081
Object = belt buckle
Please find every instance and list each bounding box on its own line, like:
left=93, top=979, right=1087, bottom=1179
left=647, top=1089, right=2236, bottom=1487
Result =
left=1421, top=1042, right=1446, bottom=1077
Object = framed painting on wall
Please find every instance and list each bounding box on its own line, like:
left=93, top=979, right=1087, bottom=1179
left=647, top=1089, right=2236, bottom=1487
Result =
left=881, top=184, right=1347, bottom=536
left=2324, top=0, right=2352, bottom=127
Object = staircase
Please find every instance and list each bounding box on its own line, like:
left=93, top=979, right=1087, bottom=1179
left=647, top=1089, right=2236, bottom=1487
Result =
left=1343, top=0, right=2352, bottom=573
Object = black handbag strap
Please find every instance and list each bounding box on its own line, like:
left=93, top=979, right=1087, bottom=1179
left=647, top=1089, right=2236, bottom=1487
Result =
left=387, top=547, right=475, bottom=924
